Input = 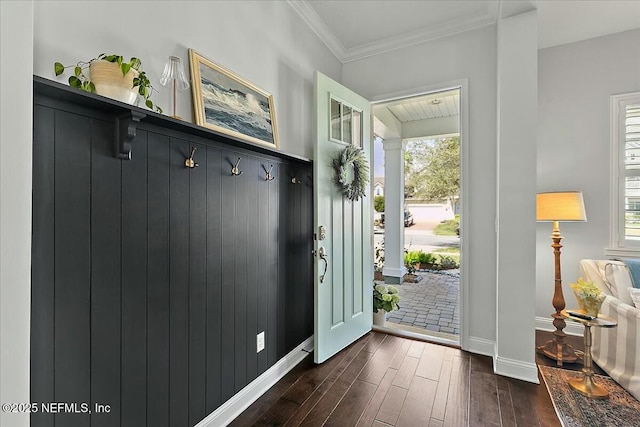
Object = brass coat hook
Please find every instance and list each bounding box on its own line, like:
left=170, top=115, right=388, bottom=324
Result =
left=185, top=147, right=199, bottom=168
left=231, top=157, right=243, bottom=176
left=264, top=164, right=275, bottom=181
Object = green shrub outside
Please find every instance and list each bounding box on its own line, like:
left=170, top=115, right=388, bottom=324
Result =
left=374, top=196, right=385, bottom=212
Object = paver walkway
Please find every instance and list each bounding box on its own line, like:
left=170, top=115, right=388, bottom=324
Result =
left=386, top=271, right=459, bottom=335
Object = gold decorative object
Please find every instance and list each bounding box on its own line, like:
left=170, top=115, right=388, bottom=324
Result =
left=185, top=147, right=199, bottom=169
left=536, top=191, right=587, bottom=364
left=562, top=310, right=617, bottom=398
left=263, top=164, right=275, bottom=181
left=231, top=157, right=243, bottom=176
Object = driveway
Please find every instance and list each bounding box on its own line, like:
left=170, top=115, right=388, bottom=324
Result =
left=374, top=228, right=459, bottom=253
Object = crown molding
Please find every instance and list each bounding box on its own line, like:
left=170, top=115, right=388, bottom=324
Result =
left=286, top=0, right=347, bottom=60
left=288, top=0, right=500, bottom=63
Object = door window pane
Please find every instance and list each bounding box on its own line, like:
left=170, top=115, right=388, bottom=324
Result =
left=343, top=105, right=352, bottom=144
left=353, top=110, right=362, bottom=147
left=331, top=98, right=341, bottom=141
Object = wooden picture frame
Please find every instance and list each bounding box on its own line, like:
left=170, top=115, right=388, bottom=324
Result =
left=188, top=49, right=279, bottom=148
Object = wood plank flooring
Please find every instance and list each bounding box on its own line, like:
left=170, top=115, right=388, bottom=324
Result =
left=230, top=331, right=571, bottom=426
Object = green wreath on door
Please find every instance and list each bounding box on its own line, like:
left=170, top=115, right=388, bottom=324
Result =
left=332, top=144, right=369, bottom=202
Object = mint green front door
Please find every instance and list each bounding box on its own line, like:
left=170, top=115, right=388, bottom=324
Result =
left=314, top=71, right=373, bottom=363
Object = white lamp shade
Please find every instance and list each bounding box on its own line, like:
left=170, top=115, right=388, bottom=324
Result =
left=536, top=191, right=587, bottom=222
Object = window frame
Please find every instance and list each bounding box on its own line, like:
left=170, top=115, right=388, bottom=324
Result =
left=329, top=94, right=363, bottom=147
left=607, top=91, right=640, bottom=257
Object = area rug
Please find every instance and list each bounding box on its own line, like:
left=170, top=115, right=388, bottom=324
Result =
left=539, top=365, right=640, bottom=427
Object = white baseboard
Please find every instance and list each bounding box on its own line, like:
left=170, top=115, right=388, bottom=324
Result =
left=494, top=356, right=539, bottom=384
left=468, top=336, right=539, bottom=383
left=194, top=336, right=314, bottom=427
left=467, top=336, right=495, bottom=357
left=535, top=316, right=582, bottom=336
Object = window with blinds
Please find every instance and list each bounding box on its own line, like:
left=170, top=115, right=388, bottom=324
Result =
left=624, top=103, right=640, bottom=241
left=609, top=92, right=640, bottom=254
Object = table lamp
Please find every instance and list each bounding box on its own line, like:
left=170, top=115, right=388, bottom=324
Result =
left=536, top=191, right=587, bottom=364
left=160, top=55, right=190, bottom=120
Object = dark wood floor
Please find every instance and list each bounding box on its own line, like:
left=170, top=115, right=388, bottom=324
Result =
left=230, top=330, right=595, bottom=426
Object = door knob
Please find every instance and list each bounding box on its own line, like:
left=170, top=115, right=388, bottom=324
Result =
left=317, top=246, right=328, bottom=283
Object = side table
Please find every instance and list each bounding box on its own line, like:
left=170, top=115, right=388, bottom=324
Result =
left=561, top=309, right=617, bottom=399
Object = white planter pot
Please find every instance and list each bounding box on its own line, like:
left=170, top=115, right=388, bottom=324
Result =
left=373, top=309, right=387, bottom=326
left=89, top=60, right=139, bottom=105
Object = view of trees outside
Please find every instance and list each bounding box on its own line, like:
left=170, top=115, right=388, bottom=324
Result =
left=404, top=136, right=460, bottom=210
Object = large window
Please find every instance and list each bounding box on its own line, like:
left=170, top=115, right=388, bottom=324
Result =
left=609, top=92, right=640, bottom=255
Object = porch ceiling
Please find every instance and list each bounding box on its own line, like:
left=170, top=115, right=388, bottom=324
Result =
left=384, top=90, right=460, bottom=123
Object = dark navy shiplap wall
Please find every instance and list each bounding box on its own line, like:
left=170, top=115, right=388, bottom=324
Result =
left=31, top=86, right=313, bottom=427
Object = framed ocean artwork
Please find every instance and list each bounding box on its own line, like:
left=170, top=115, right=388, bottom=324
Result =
left=188, top=49, right=279, bottom=148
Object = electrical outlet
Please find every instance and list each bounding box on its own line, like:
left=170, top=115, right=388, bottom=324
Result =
left=257, top=332, right=265, bottom=353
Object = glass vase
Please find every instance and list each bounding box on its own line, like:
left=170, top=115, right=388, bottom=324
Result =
left=574, top=292, right=605, bottom=317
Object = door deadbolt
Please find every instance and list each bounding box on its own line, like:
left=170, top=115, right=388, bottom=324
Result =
left=318, top=226, right=326, bottom=241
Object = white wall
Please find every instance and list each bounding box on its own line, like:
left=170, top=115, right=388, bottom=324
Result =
left=494, top=10, right=537, bottom=382
left=343, top=25, right=498, bottom=348
left=537, top=29, right=640, bottom=320
left=33, top=1, right=342, bottom=160
left=0, top=2, right=33, bottom=427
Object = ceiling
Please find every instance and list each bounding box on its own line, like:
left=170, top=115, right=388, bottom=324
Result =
left=382, top=90, right=459, bottom=123
left=289, top=0, right=640, bottom=62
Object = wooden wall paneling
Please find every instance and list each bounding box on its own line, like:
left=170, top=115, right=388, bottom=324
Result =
left=53, top=110, right=91, bottom=427
left=90, top=117, right=122, bottom=427
left=304, top=167, right=314, bottom=341
left=146, top=132, right=171, bottom=427
left=234, top=152, right=249, bottom=393
left=32, top=80, right=315, bottom=427
left=245, top=156, right=260, bottom=384
left=257, top=155, right=269, bottom=376
left=121, top=129, right=149, bottom=427
left=188, top=141, right=208, bottom=426
left=285, top=163, right=299, bottom=352
left=205, top=146, right=223, bottom=412
left=31, top=105, right=55, bottom=427
left=220, top=149, right=237, bottom=401
left=267, top=161, right=279, bottom=366
left=294, top=163, right=308, bottom=352
left=278, top=162, right=288, bottom=358
left=169, top=137, right=191, bottom=427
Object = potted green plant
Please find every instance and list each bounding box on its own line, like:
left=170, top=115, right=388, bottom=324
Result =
left=54, top=53, right=162, bottom=112
left=373, top=282, right=400, bottom=325
left=570, top=277, right=606, bottom=317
